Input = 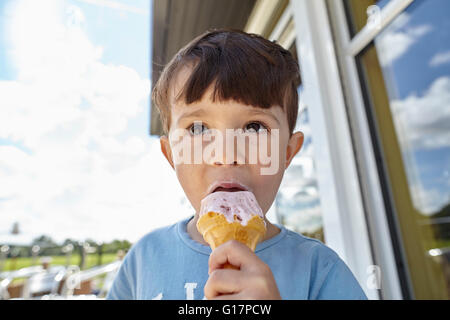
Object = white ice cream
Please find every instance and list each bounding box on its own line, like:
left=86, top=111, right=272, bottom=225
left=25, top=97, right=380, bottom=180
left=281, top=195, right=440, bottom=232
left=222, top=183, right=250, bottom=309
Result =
left=199, top=191, right=264, bottom=226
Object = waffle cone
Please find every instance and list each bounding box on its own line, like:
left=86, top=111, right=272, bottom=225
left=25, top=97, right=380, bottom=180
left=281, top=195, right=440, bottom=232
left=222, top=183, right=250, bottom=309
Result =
left=196, top=212, right=266, bottom=251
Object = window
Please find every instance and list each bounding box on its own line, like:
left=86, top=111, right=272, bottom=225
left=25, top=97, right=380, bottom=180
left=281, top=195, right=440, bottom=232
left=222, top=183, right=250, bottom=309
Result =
left=276, top=85, right=324, bottom=243
left=272, top=40, right=324, bottom=243
left=345, top=0, right=450, bottom=299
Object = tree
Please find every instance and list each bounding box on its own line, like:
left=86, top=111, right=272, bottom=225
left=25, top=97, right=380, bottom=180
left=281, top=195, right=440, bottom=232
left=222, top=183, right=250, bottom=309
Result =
left=32, top=235, right=57, bottom=247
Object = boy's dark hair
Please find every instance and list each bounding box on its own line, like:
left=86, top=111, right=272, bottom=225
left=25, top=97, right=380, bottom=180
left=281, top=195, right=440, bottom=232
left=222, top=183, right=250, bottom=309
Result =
left=152, top=28, right=301, bottom=137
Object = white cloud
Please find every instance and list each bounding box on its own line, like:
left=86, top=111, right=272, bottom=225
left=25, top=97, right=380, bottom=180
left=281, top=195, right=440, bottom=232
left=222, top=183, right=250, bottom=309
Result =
left=430, top=51, right=450, bottom=67
left=391, top=76, right=450, bottom=150
left=391, top=76, right=450, bottom=215
left=375, top=13, right=432, bottom=67
left=409, top=183, right=448, bottom=216
left=0, top=0, right=192, bottom=244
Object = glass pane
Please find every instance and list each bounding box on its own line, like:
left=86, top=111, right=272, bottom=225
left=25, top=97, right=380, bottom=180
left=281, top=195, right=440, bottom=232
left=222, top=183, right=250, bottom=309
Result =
left=357, top=0, right=450, bottom=299
left=275, top=85, right=324, bottom=243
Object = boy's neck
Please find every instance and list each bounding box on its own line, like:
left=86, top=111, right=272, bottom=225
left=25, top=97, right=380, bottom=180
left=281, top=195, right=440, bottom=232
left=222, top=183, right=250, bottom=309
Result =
left=186, top=214, right=281, bottom=247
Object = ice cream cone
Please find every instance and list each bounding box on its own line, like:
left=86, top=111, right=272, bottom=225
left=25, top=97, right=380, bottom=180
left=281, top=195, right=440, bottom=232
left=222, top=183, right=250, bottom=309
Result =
left=196, top=191, right=267, bottom=269
left=197, top=211, right=266, bottom=250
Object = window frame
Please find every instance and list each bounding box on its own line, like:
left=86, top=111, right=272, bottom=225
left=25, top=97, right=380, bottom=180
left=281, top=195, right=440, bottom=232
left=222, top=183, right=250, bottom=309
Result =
left=290, top=0, right=379, bottom=300
left=326, top=0, right=423, bottom=299
left=346, top=0, right=414, bottom=55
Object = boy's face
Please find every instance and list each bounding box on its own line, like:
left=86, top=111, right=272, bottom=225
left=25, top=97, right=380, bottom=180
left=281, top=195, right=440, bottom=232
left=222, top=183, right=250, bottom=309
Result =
left=160, top=67, right=304, bottom=216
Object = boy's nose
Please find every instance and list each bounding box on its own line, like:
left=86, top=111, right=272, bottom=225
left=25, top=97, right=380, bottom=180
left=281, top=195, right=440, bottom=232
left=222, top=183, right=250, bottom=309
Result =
left=211, top=142, right=245, bottom=166
left=213, top=160, right=239, bottom=166
left=209, top=146, right=244, bottom=166
left=202, top=129, right=247, bottom=166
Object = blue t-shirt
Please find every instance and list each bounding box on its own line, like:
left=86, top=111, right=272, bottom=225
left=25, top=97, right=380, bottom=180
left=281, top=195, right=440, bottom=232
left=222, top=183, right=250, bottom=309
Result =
left=106, top=216, right=367, bottom=300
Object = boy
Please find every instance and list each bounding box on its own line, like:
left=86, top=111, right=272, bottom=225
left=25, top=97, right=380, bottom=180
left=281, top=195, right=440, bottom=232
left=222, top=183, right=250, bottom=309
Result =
left=106, top=29, right=368, bottom=300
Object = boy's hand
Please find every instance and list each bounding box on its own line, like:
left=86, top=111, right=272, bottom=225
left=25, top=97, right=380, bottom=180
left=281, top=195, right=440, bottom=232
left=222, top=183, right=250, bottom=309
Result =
left=204, top=240, right=282, bottom=300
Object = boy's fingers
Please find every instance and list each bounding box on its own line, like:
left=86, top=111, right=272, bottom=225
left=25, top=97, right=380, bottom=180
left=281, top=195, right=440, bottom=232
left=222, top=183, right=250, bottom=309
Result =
left=210, top=292, right=246, bottom=300
left=208, top=240, right=260, bottom=273
left=204, top=269, right=243, bottom=300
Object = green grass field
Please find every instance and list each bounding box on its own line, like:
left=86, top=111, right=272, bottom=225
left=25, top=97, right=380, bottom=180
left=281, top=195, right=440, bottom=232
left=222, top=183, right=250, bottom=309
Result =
left=1, top=253, right=119, bottom=272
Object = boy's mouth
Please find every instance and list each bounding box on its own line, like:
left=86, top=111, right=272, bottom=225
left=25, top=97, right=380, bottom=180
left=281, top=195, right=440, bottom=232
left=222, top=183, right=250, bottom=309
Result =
left=212, top=186, right=246, bottom=193
left=208, top=181, right=249, bottom=194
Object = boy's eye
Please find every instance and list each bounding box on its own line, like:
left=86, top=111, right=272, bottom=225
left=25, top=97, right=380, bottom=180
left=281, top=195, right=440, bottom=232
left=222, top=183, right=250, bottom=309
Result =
left=189, top=122, right=208, bottom=135
left=244, top=121, right=268, bottom=133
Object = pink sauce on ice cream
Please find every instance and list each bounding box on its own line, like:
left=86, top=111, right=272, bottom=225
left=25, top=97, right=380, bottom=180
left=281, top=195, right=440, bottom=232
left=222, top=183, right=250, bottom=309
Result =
left=199, top=191, right=265, bottom=226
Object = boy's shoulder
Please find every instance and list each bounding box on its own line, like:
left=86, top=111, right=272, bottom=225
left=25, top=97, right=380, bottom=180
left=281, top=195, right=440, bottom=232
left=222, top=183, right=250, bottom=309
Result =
left=277, top=226, right=341, bottom=265
left=133, top=220, right=179, bottom=249
left=124, top=219, right=181, bottom=260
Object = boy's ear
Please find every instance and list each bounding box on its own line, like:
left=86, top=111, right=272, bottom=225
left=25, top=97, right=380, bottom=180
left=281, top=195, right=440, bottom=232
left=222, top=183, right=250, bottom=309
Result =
left=160, top=135, right=175, bottom=170
left=285, top=131, right=304, bottom=169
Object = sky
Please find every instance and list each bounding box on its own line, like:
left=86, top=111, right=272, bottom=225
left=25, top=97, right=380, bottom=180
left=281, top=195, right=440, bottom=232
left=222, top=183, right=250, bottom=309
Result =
left=0, top=0, right=193, bottom=245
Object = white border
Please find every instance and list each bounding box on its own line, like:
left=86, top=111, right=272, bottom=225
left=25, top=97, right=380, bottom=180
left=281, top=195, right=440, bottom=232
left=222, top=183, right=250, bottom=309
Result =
left=291, top=0, right=378, bottom=299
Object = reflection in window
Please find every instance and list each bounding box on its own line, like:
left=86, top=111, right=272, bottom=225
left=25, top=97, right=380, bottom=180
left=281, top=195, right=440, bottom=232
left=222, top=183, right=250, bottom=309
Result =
left=275, top=86, right=324, bottom=243
left=355, top=0, right=450, bottom=298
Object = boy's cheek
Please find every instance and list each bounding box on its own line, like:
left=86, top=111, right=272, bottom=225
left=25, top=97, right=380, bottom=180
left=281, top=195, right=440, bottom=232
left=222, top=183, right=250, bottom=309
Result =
left=174, top=164, right=200, bottom=188
left=174, top=164, right=206, bottom=211
left=252, top=173, right=284, bottom=214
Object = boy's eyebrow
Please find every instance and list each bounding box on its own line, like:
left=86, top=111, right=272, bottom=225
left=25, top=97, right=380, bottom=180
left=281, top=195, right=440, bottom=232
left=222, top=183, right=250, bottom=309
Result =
left=247, top=108, right=280, bottom=125
left=176, top=107, right=280, bottom=126
left=176, top=109, right=208, bottom=126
